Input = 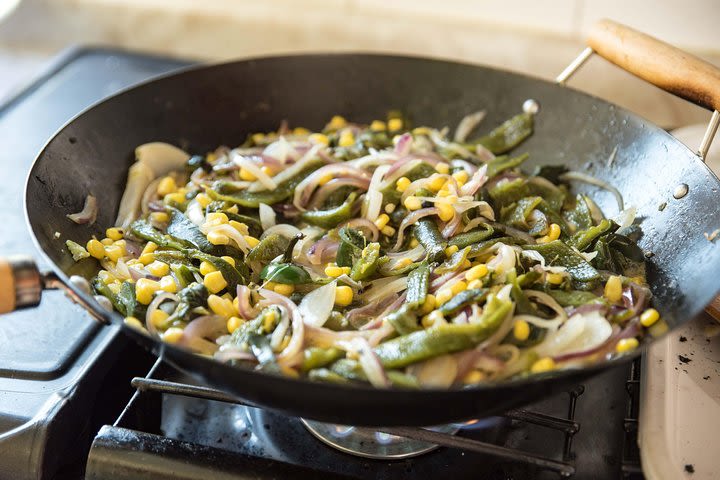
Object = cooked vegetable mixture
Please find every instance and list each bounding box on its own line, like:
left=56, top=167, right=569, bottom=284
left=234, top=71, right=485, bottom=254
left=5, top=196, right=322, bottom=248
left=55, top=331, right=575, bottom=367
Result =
left=66, top=110, right=660, bottom=388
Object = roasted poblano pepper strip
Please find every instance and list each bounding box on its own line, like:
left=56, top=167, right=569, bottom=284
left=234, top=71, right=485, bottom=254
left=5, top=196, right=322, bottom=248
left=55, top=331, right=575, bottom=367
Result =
left=350, top=242, right=384, bottom=281
left=335, top=227, right=366, bottom=268
left=438, top=288, right=488, bottom=316
left=169, top=282, right=209, bottom=323
left=189, top=250, right=247, bottom=290
left=167, top=208, right=218, bottom=254
left=516, top=270, right=541, bottom=288
left=301, top=193, right=358, bottom=228
left=435, top=247, right=471, bottom=275
left=405, top=261, right=430, bottom=308
left=117, top=281, right=147, bottom=319
left=308, top=368, right=349, bottom=384
left=475, top=112, right=533, bottom=154
left=259, top=234, right=311, bottom=284
left=92, top=277, right=126, bottom=315
left=547, top=289, right=604, bottom=307
left=525, top=240, right=600, bottom=287
left=501, top=196, right=542, bottom=229
left=568, top=219, right=616, bottom=251
left=246, top=333, right=280, bottom=373
left=374, top=295, right=512, bottom=368
left=387, top=305, right=421, bottom=335
left=448, top=225, right=494, bottom=249
left=230, top=307, right=280, bottom=347
left=485, top=152, right=529, bottom=178
left=130, top=219, right=188, bottom=251
left=301, top=347, right=344, bottom=372
left=414, top=218, right=446, bottom=263
left=247, top=233, right=289, bottom=264
left=563, top=194, right=594, bottom=231
left=488, top=178, right=531, bottom=209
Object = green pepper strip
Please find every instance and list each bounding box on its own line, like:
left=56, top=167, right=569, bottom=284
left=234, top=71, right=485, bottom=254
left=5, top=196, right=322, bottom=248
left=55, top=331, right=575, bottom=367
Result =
left=247, top=233, right=289, bottom=264
left=569, top=219, right=616, bottom=251
left=335, top=227, right=366, bottom=268
left=475, top=112, right=533, bottom=155
left=167, top=208, right=218, bottom=254
left=435, top=247, right=471, bottom=275
left=308, top=368, right=349, bottom=384
left=189, top=250, right=247, bottom=290
left=130, top=219, right=188, bottom=251
left=485, top=152, right=529, bottom=178
left=301, top=193, right=357, bottom=228
left=448, top=225, right=494, bottom=249
left=438, top=288, right=488, bottom=316
left=259, top=234, right=312, bottom=284
left=301, top=347, right=344, bottom=372
left=387, top=305, right=421, bottom=335
left=405, top=261, right=430, bottom=308
left=414, top=218, right=446, bottom=263
left=501, top=196, right=542, bottom=230
left=324, top=359, right=419, bottom=388
left=350, top=242, right=384, bottom=281
left=525, top=240, right=600, bottom=286
left=547, top=289, right=604, bottom=307
left=374, top=295, right=512, bottom=368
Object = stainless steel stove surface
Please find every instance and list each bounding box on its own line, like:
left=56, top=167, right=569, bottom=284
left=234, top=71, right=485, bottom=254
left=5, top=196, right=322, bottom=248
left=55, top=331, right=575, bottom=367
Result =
left=0, top=48, right=644, bottom=480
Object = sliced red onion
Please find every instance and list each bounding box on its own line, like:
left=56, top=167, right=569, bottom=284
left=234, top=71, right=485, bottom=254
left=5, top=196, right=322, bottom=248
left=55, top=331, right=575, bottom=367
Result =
left=258, top=203, right=276, bottom=231
left=145, top=292, right=180, bottom=337
left=292, top=163, right=370, bottom=210
left=363, top=164, right=390, bottom=222
left=386, top=244, right=425, bottom=261
left=366, top=320, right=396, bottom=346
left=347, top=151, right=398, bottom=169
left=270, top=313, right=291, bottom=351
left=254, top=145, right=321, bottom=195
left=361, top=276, right=409, bottom=304
left=346, top=294, right=398, bottom=328
left=306, top=237, right=339, bottom=265
left=460, top=164, right=489, bottom=197
left=258, top=288, right=304, bottom=367
left=535, top=310, right=613, bottom=358
left=476, top=144, right=495, bottom=161
left=393, top=132, right=413, bottom=156
left=451, top=159, right=479, bottom=175
left=441, top=212, right=462, bottom=238
left=214, top=349, right=257, bottom=363
left=94, top=295, right=113, bottom=312
left=262, top=136, right=298, bottom=164
left=337, top=337, right=390, bottom=388
left=454, top=110, right=486, bottom=143
left=183, top=315, right=227, bottom=342
left=236, top=285, right=258, bottom=319
left=304, top=325, right=371, bottom=348
left=206, top=224, right=251, bottom=253
left=67, top=194, right=98, bottom=224
left=141, top=177, right=162, bottom=215
left=559, top=171, right=624, bottom=212
left=308, top=177, right=371, bottom=209
left=128, top=265, right=158, bottom=282
left=260, top=223, right=302, bottom=240
left=553, top=324, right=621, bottom=363
left=392, top=207, right=439, bottom=251
left=299, top=281, right=337, bottom=327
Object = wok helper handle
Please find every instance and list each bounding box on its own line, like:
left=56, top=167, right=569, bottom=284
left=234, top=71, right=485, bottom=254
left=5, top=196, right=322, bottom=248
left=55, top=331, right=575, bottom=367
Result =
left=0, top=256, right=42, bottom=313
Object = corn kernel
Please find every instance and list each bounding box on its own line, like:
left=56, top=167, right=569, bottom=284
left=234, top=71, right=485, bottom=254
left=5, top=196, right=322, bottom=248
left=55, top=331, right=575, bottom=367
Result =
left=124, top=316, right=144, bottom=331
left=100, top=238, right=114, bottom=246
left=388, top=118, right=403, bottom=131
left=145, top=260, right=168, bottom=277
left=239, top=167, right=257, bottom=181
left=244, top=235, right=260, bottom=248
left=436, top=288, right=453, bottom=305
left=262, top=165, right=274, bottom=178
left=226, top=205, right=239, bottom=214
left=195, top=193, right=211, bottom=208
left=370, top=120, right=386, bottom=131
left=141, top=241, right=158, bottom=255
left=381, top=226, right=396, bottom=236
left=338, top=130, right=355, bottom=147
left=164, top=192, right=186, bottom=205
left=547, top=224, right=561, bottom=241
left=157, top=176, right=178, bottom=196
left=162, top=327, right=184, bottom=344
left=207, top=212, right=228, bottom=225
left=318, top=172, right=334, bottom=186
left=640, top=308, right=660, bottom=327
left=221, top=292, right=233, bottom=302
left=451, top=281, right=467, bottom=295
left=334, top=286, right=353, bottom=306
left=464, top=370, right=485, bottom=384
left=341, top=266, right=351, bottom=275
left=427, top=175, right=446, bottom=192
left=420, top=294, right=436, bottom=315
left=409, top=238, right=419, bottom=248
left=103, top=245, right=122, bottom=262
left=461, top=259, right=472, bottom=270
left=293, top=127, right=310, bottom=135
left=150, top=309, right=169, bottom=328
left=207, top=230, right=229, bottom=245
left=106, top=227, right=124, bottom=241
left=325, top=264, right=344, bottom=278
left=546, top=273, right=564, bottom=285
left=126, top=259, right=142, bottom=267
left=204, top=271, right=227, bottom=294
left=530, top=357, right=556, bottom=374
left=108, top=282, right=122, bottom=294
left=138, top=253, right=155, bottom=265
left=437, top=203, right=455, bottom=222
left=404, top=196, right=422, bottom=211
left=412, top=126, right=431, bottom=135
left=150, top=212, right=169, bottom=223
left=422, top=310, right=444, bottom=328
left=384, top=203, right=396, bottom=214
left=309, top=133, right=329, bottom=146
left=87, top=239, right=106, bottom=259
left=328, top=115, right=347, bottom=130
left=394, top=258, right=413, bottom=270
left=208, top=294, right=237, bottom=317
left=435, top=162, right=450, bottom=174
left=616, top=337, right=639, bottom=353
left=396, top=177, right=411, bottom=193
left=98, top=270, right=115, bottom=285
left=227, top=316, right=244, bottom=334
left=221, top=256, right=236, bottom=267
left=604, top=275, right=623, bottom=303
left=135, top=278, right=160, bottom=305
left=452, top=170, right=470, bottom=185
left=465, top=264, right=489, bottom=282
left=514, top=320, right=531, bottom=341
left=445, top=245, right=459, bottom=257
left=274, top=283, right=295, bottom=296
left=467, top=279, right=483, bottom=289
left=159, top=276, right=177, bottom=293
left=251, top=133, right=265, bottom=144
left=374, top=214, right=390, bottom=230
left=225, top=222, right=247, bottom=236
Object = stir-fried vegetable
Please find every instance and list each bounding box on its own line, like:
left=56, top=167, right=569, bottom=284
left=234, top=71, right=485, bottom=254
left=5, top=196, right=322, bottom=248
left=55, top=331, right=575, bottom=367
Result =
left=69, top=110, right=655, bottom=389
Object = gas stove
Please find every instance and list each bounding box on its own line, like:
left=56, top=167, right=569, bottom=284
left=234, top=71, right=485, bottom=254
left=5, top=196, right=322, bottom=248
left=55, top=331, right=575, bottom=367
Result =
left=3, top=46, right=706, bottom=480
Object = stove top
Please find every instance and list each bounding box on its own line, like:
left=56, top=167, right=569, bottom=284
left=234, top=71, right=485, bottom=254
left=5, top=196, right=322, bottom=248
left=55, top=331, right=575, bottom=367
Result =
left=0, top=47, right=645, bottom=480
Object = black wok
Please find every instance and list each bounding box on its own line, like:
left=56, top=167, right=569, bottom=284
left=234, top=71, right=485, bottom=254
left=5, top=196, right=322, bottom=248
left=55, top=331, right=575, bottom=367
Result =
left=6, top=20, right=720, bottom=426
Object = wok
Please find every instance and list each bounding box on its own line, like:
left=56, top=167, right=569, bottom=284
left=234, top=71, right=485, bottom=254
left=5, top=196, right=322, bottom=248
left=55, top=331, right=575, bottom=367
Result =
left=4, top=20, right=720, bottom=427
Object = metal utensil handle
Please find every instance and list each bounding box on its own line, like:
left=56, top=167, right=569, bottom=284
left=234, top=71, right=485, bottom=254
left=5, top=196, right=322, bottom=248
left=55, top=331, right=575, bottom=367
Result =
left=0, top=256, right=42, bottom=313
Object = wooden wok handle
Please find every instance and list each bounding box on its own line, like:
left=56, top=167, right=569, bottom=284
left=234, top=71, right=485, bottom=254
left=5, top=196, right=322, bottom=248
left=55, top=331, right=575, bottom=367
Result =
left=0, top=256, right=42, bottom=313
left=587, top=19, right=720, bottom=112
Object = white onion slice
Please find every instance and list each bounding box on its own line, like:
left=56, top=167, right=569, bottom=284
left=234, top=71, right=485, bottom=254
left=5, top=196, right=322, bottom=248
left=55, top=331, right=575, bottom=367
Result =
left=270, top=311, right=291, bottom=351
left=299, top=281, right=337, bottom=328
left=534, top=310, right=612, bottom=358
left=232, top=152, right=277, bottom=191
left=363, top=164, right=390, bottom=222
left=67, top=194, right=98, bottom=225
left=258, top=203, right=276, bottom=231
left=186, top=199, right=205, bottom=226
left=261, top=223, right=302, bottom=240
left=454, top=110, right=486, bottom=143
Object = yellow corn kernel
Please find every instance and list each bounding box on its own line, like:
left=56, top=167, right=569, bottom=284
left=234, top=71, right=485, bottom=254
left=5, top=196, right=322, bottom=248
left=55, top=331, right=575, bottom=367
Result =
left=445, top=245, right=459, bottom=257
left=547, top=224, right=561, bottom=241
left=384, top=203, right=396, bottom=214
left=465, top=264, right=489, bottom=282
left=334, top=286, right=353, bottom=306
left=206, top=212, right=228, bottom=225
left=162, top=327, right=184, bottom=344
left=97, top=270, right=115, bottom=285
left=244, top=235, right=260, bottom=248
left=324, top=264, right=344, bottom=278
left=274, top=283, right=295, bottom=296
left=106, top=227, right=124, bottom=241
left=387, top=118, right=403, bottom=131
left=141, top=241, right=158, bottom=255
left=87, top=239, right=106, bottom=260
left=221, top=256, right=236, bottom=267
left=146, top=261, right=169, bottom=277
left=392, top=258, right=412, bottom=270
left=204, top=271, right=227, bottom=294
left=530, top=357, right=556, bottom=374
left=328, top=115, right=347, bottom=130
left=616, top=337, right=639, bottom=353
left=640, top=308, right=660, bottom=327
left=293, top=127, right=310, bottom=135
left=309, top=133, right=329, bottom=145
left=437, top=203, right=455, bottom=222
left=604, top=275, right=623, bottom=303
left=546, top=273, right=564, bottom=285
left=419, top=294, right=436, bottom=315
left=403, top=196, right=422, bottom=211
left=341, top=266, right=351, bottom=275
left=207, top=230, right=229, bottom=245
left=374, top=214, right=390, bottom=230
left=150, top=211, right=169, bottom=223
left=427, top=175, right=446, bottom=192
left=123, top=316, right=144, bottom=331
left=436, top=288, right=453, bottom=305
left=464, top=370, right=485, bottom=384
left=159, top=276, right=177, bottom=293
left=338, top=130, right=355, bottom=147
left=514, top=320, right=531, bottom=341
left=107, top=282, right=122, bottom=294
left=138, top=253, right=155, bottom=265
left=228, top=221, right=248, bottom=235
left=421, top=310, right=444, bottom=328
left=135, top=278, right=160, bottom=305
left=381, top=226, right=396, bottom=237
left=467, top=279, right=483, bottom=290
left=263, top=281, right=278, bottom=291
left=239, top=167, right=257, bottom=181
left=227, top=316, right=244, bottom=334
left=317, top=172, right=333, bottom=186
left=164, top=192, right=186, bottom=205
left=461, top=259, right=472, bottom=270
left=195, top=193, right=211, bottom=208
left=221, top=292, right=233, bottom=302
left=450, top=281, right=467, bottom=295
left=396, top=177, right=411, bottom=193
left=435, top=162, right=450, bottom=174
left=251, top=133, right=265, bottom=144
left=150, top=309, right=169, bottom=328
left=100, top=238, right=114, bottom=246
left=126, top=259, right=142, bottom=267
left=226, top=205, right=239, bottom=214
left=104, top=245, right=123, bottom=262
left=437, top=186, right=451, bottom=197
left=261, top=165, right=274, bottom=176
left=370, top=120, right=386, bottom=131
left=409, top=238, right=419, bottom=248
left=208, top=294, right=237, bottom=317
left=157, top=176, right=178, bottom=196
left=412, top=126, right=431, bottom=135
left=452, top=170, right=470, bottom=185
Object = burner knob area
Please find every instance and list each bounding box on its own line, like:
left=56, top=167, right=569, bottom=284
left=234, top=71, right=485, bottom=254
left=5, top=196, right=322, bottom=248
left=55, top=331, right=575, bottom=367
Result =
left=0, top=255, right=41, bottom=313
